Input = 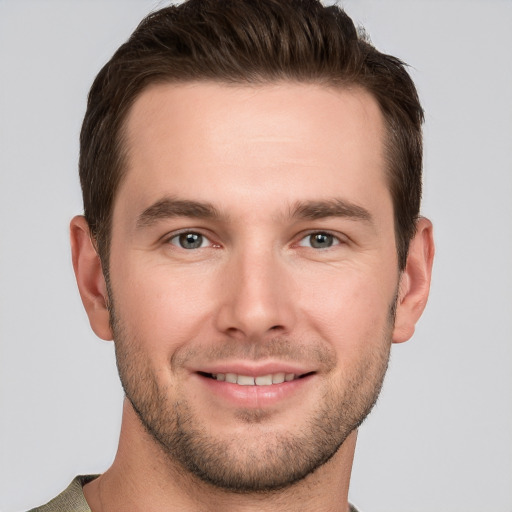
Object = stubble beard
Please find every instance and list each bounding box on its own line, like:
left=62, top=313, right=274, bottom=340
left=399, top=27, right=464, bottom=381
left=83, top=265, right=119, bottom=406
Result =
left=110, top=297, right=393, bottom=494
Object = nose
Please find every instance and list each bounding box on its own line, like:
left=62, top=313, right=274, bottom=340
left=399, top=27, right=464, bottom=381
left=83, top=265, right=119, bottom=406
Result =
left=214, top=246, right=296, bottom=341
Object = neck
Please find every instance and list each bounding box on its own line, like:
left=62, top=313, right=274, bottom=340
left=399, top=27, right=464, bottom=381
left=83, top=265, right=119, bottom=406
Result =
left=84, top=399, right=357, bottom=512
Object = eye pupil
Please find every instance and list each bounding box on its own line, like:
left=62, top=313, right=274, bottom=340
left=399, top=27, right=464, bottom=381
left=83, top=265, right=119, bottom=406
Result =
left=310, top=233, right=333, bottom=249
left=179, top=233, right=203, bottom=249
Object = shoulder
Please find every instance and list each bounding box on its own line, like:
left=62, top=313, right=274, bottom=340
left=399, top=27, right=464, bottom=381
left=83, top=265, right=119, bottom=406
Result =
left=27, top=475, right=98, bottom=512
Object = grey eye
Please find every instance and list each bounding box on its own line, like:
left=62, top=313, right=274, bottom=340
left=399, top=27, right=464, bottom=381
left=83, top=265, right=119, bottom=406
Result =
left=170, top=232, right=208, bottom=249
left=299, top=232, right=338, bottom=249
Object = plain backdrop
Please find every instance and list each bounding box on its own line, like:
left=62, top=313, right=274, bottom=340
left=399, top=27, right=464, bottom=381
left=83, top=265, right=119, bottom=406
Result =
left=1, top=1, right=511, bottom=511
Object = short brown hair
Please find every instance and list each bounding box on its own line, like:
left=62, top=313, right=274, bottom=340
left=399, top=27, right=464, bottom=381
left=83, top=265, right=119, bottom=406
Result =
left=80, top=0, right=424, bottom=272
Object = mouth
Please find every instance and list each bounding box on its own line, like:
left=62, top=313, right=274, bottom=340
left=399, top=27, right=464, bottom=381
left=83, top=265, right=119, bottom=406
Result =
left=197, top=371, right=315, bottom=386
left=194, top=367, right=317, bottom=409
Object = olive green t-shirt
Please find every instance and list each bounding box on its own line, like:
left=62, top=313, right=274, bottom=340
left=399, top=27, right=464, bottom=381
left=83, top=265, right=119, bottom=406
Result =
left=28, top=475, right=360, bottom=511
left=28, top=475, right=98, bottom=512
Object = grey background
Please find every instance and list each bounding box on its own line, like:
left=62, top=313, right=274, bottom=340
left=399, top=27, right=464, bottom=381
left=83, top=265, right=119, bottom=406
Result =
left=1, top=1, right=511, bottom=511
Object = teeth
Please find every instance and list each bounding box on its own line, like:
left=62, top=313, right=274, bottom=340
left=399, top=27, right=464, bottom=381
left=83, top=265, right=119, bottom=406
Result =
left=272, top=372, right=285, bottom=384
left=237, top=375, right=255, bottom=386
left=213, top=372, right=297, bottom=385
left=255, top=375, right=272, bottom=386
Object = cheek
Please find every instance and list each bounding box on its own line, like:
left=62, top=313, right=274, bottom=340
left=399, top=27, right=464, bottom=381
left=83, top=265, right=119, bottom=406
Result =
left=110, top=260, right=217, bottom=352
left=298, top=267, right=396, bottom=351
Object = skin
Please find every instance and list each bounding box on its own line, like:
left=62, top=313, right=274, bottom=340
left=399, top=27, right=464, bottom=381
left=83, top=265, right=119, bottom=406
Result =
left=71, top=82, right=434, bottom=511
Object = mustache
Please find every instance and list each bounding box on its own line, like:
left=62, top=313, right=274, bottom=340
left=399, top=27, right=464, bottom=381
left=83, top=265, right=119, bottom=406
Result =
left=171, top=337, right=337, bottom=371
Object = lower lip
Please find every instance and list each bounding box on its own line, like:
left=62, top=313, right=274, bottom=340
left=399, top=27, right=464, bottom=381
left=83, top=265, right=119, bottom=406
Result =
left=194, top=373, right=314, bottom=409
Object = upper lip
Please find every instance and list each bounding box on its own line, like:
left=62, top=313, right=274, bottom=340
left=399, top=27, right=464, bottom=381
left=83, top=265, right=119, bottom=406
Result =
left=191, top=361, right=315, bottom=378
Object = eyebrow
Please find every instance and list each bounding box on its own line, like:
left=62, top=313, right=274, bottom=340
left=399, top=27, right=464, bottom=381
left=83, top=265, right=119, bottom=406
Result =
left=136, top=196, right=373, bottom=229
left=290, top=199, right=373, bottom=223
left=136, top=197, right=222, bottom=228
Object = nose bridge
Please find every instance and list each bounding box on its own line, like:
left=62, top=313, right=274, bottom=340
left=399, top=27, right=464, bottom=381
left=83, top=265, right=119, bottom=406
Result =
left=216, top=239, right=294, bottom=339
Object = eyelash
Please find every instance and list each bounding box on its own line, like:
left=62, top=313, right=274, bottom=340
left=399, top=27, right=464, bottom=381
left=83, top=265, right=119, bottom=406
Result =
left=166, top=230, right=216, bottom=250
left=296, top=231, right=344, bottom=250
left=165, top=230, right=346, bottom=251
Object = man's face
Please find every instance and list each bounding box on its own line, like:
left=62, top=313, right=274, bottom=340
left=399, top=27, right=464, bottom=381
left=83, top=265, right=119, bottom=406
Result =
left=107, top=82, right=399, bottom=491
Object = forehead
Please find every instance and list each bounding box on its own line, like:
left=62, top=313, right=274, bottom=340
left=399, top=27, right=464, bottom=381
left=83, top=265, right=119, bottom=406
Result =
left=117, top=81, right=389, bottom=220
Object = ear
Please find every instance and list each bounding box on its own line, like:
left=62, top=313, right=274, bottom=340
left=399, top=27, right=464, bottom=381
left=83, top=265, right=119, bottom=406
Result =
left=70, top=215, right=113, bottom=341
left=392, top=217, right=435, bottom=343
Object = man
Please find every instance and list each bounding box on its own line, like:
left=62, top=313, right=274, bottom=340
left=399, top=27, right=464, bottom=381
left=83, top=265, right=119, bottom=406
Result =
left=31, top=0, right=434, bottom=510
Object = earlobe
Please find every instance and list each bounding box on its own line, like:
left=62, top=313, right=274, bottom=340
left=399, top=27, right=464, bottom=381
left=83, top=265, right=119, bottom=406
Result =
left=70, top=215, right=113, bottom=341
left=392, top=217, right=435, bottom=343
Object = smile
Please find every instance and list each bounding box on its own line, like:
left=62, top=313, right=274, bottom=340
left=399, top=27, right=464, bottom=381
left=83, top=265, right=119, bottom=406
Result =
left=195, top=369, right=316, bottom=408
left=200, top=372, right=312, bottom=386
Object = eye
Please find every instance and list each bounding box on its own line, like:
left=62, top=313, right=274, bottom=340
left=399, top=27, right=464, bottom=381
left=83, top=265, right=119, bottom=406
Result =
left=298, top=232, right=340, bottom=249
left=169, top=232, right=211, bottom=249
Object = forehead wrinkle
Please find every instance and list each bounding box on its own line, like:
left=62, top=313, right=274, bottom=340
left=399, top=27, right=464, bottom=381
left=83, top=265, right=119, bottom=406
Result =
left=136, top=196, right=226, bottom=228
